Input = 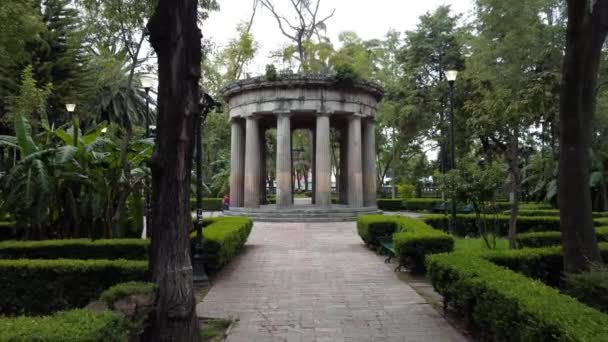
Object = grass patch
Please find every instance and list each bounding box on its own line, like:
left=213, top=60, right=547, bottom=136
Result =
left=454, top=237, right=509, bottom=253
left=200, top=318, right=232, bottom=341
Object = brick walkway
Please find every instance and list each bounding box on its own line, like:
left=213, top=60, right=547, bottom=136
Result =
left=197, top=221, right=466, bottom=342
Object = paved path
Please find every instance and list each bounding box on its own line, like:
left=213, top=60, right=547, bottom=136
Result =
left=197, top=221, right=466, bottom=342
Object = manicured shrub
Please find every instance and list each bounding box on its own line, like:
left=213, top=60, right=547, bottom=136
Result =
left=0, top=238, right=149, bottom=260
left=356, top=215, right=398, bottom=246
left=196, top=217, right=253, bottom=273
left=377, top=199, right=404, bottom=211
left=357, top=215, right=453, bottom=273
left=0, top=309, right=128, bottom=341
left=403, top=198, right=443, bottom=212
left=504, top=209, right=608, bottom=218
left=393, top=217, right=453, bottom=273
left=423, top=214, right=564, bottom=236
left=189, top=198, right=223, bottom=211
left=565, top=264, right=608, bottom=314
left=517, top=227, right=608, bottom=248
left=0, top=258, right=148, bottom=315
left=100, top=281, right=157, bottom=306
left=0, top=221, right=18, bottom=241
left=520, top=202, right=553, bottom=210
left=426, top=253, right=608, bottom=341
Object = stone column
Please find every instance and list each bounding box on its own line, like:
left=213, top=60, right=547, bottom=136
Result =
left=276, top=113, right=292, bottom=208
left=244, top=116, right=261, bottom=208
left=339, top=126, right=348, bottom=205
left=259, top=127, right=267, bottom=205
left=315, top=114, right=332, bottom=207
left=229, top=119, right=245, bottom=207
left=311, top=128, right=316, bottom=204
left=363, top=119, right=378, bottom=207
left=347, top=116, right=364, bottom=207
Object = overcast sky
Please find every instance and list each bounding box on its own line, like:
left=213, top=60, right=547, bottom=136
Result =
left=204, top=0, right=475, bottom=75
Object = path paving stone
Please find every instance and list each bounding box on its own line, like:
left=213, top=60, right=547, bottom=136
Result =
left=197, top=221, right=467, bottom=342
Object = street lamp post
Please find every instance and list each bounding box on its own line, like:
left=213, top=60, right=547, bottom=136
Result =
left=66, top=104, right=77, bottom=147
left=140, top=76, right=154, bottom=238
left=446, top=70, right=458, bottom=233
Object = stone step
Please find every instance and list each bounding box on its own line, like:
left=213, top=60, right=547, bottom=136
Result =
left=223, top=207, right=381, bottom=222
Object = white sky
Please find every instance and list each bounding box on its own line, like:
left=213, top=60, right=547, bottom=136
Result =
left=204, top=0, right=475, bottom=75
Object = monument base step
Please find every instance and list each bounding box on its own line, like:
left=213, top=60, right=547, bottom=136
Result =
left=224, top=205, right=380, bottom=222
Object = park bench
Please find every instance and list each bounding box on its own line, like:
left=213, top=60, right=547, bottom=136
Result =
left=431, top=201, right=474, bottom=214
left=377, top=235, right=402, bottom=272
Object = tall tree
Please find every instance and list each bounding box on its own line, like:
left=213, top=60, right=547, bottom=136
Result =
left=559, top=0, right=607, bottom=273
left=146, top=0, right=201, bottom=340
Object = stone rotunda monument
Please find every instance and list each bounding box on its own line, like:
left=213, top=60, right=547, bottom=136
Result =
left=222, top=74, right=383, bottom=221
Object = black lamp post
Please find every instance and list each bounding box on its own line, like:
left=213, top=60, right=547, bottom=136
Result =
left=66, top=104, right=77, bottom=147
left=141, top=76, right=154, bottom=237
left=446, top=69, right=458, bottom=232
left=192, top=93, right=220, bottom=285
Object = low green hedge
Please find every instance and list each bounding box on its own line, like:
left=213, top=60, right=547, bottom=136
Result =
left=189, top=198, right=223, bottom=211
left=505, top=209, right=608, bottom=218
left=100, top=281, right=157, bottom=306
left=0, top=258, right=148, bottom=315
left=0, top=221, right=18, bottom=241
left=422, top=214, right=575, bottom=236
left=0, top=309, right=128, bottom=341
left=197, top=217, right=253, bottom=273
left=357, top=215, right=453, bottom=273
left=376, top=199, right=404, bottom=211
left=427, top=253, right=608, bottom=341
left=517, top=227, right=608, bottom=248
left=403, top=198, right=443, bottom=211
left=0, top=238, right=148, bottom=260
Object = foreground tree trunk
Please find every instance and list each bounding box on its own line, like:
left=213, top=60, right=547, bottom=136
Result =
left=558, top=0, right=607, bottom=273
left=506, top=128, right=520, bottom=249
left=146, top=0, right=202, bottom=340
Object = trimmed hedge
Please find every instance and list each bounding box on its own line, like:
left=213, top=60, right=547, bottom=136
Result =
left=422, top=214, right=579, bottom=236
left=0, top=309, right=128, bottom=341
left=190, top=198, right=223, bottom=211
left=427, top=253, right=608, bottom=341
left=505, top=209, right=608, bottom=218
left=403, top=198, right=443, bottom=212
left=0, top=238, right=148, bottom=260
left=377, top=199, right=404, bottom=211
left=100, top=281, right=157, bottom=306
left=197, top=216, right=253, bottom=273
left=517, top=227, right=608, bottom=248
left=357, top=215, right=453, bottom=273
left=0, top=258, right=148, bottom=315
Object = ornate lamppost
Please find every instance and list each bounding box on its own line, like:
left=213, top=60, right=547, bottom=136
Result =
left=445, top=69, right=459, bottom=231
left=66, top=104, right=77, bottom=147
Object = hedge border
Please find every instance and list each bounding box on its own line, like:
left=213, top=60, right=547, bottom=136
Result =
left=517, top=227, right=608, bottom=248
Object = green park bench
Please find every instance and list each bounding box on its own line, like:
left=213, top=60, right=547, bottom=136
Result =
left=377, top=235, right=402, bottom=272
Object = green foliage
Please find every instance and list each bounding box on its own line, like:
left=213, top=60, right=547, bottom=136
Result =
left=517, top=227, right=608, bottom=248
left=423, top=213, right=564, bottom=236
left=565, top=264, right=608, bottom=314
left=507, top=209, right=608, bottom=218
left=403, top=198, right=444, bottom=212
left=357, top=215, right=454, bottom=273
left=0, top=238, right=148, bottom=260
left=100, top=281, right=156, bottom=306
left=265, top=64, right=278, bottom=81
left=376, top=199, right=404, bottom=211
left=6, top=65, right=53, bottom=131
left=397, top=184, right=416, bottom=199
left=0, top=258, right=147, bottom=315
left=0, top=309, right=128, bottom=342
left=333, top=64, right=359, bottom=86
left=197, top=217, right=253, bottom=273
left=427, top=252, right=608, bottom=341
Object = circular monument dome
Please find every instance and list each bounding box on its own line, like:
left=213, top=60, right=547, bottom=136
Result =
left=222, top=74, right=384, bottom=222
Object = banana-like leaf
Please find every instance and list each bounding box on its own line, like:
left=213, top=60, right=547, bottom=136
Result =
left=14, top=114, right=38, bottom=156
left=54, top=129, right=74, bottom=145
left=0, top=135, right=17, bottom=147
left=55, top=146, right=78, bottom=165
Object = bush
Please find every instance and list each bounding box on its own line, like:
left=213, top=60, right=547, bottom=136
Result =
left=190, top=198, right=223, bottom=211
left=565, top=264, right=608, bottom=314
left=427, top=253, right=608, bottom=341
left=505, top=209, right=608, bottom=218
left=357, top=215, right=453, bottom=273
left=0, top=258, right=148, bottom=315
left=0, top=221, right=18, bottom=241
left=423, top=214, right=564, bottom=236
left=403, top=198, right=443, bottom=212
left=0, top=238, right=148, bottom=260
left=397, top=184, right=415, bottom=199
left=517, top=227, right=608, bottom=248
left=100, top=281, right=157, bottom=306
left=0, top=309, right=128, bottom=341
left=392, top=217, right=454, bottom=273
left=197, top=217, right=253, bottom=273
left=376, top=199, right=404, bottom=211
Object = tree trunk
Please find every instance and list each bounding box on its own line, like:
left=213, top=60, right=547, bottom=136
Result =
left=506, top=128, right=520, bottom=249
left=558, top=0, right=607, bottom=273
left=146, top=0, right=202, bottom=340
